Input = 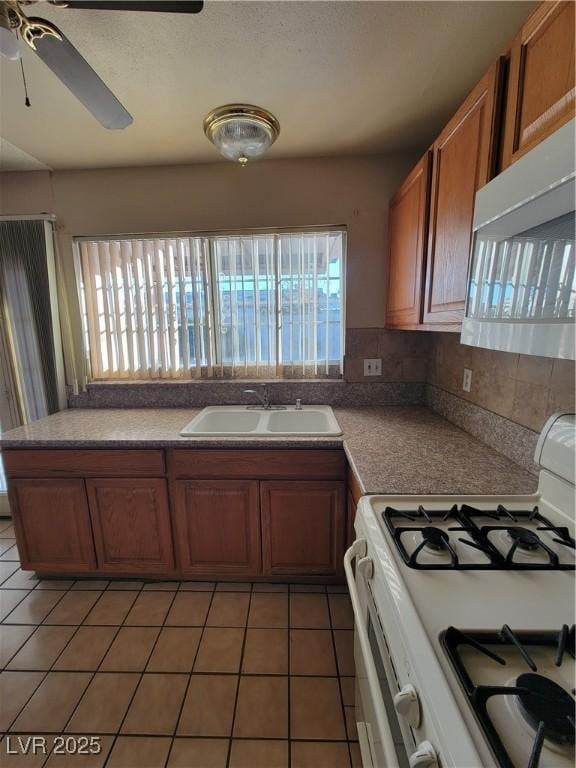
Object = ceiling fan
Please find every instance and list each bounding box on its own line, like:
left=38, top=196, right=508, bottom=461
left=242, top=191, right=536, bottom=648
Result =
left=0, top=0, right=204, bottom=129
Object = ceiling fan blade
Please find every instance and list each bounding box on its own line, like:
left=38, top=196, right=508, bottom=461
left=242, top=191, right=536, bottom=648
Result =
left=29, top=23, right=133, bottom=129
left=60, top=1, right=203, bottom=12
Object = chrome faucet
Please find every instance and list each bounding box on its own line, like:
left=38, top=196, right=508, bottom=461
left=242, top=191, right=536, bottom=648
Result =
left=243, top=384, right=286, bottom=410
left=244, top=384, right=272, bottom=410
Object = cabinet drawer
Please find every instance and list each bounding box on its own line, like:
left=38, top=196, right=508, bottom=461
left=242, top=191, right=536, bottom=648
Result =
left=3, top=450, right=165, bottom=478
left=168, top=449, right=346, bottom=479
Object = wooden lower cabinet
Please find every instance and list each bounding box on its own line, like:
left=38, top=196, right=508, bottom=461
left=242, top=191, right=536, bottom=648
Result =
left=173, top=479, right=261, bottom=576
left=261, top=481, right=345, bottom=576
left=86, top=478, right=174, bottom=573
left=7, top=448, right=347, bottom=580
left=10, top=479, right=96, bottom=572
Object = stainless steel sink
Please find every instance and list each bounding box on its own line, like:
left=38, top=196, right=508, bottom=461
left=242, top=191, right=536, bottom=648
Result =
left=180, top=405, right=342, bottom=437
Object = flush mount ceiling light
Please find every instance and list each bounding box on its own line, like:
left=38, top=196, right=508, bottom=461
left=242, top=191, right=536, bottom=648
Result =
left=203, top=104, right=280, bottom=165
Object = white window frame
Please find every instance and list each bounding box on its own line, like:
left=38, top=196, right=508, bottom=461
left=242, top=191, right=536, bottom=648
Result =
left=75, top=226, right=346, bottom=381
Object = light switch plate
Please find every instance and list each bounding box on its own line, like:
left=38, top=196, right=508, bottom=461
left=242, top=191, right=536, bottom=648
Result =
left=462, top=368, right=472, bottom=392
left=364, top=358, right=382, bottom=376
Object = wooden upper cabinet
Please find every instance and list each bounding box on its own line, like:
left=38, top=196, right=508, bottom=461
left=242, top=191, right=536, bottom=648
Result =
left=10, top=479, right=96, bottom=572
left=386, top=151, right=432, bottom=328
left=173, top=479, right=261, bottom=576
left=261, top=480, right=345, bottom=576
left=423, top=61, right=503, bottom=326
left=86, top=478, right=174, bottom=573
left=502, top=1, right=575, bottom=168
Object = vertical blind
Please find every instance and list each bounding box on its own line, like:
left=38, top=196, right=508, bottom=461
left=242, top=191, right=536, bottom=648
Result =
left=77, top=229, right=345, bottom=380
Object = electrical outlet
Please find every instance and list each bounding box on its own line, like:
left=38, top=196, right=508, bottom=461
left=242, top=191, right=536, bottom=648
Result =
left=462, top=368, right=472, bottom=392
left=364, top=358, right=382, bottom=377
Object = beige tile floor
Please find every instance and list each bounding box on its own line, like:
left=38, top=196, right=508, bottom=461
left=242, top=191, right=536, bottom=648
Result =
left=0, top=519, right=360, bottom=767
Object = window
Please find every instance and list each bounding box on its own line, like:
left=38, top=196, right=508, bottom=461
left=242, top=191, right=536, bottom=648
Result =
left=77, top=228, right=345, bottom=380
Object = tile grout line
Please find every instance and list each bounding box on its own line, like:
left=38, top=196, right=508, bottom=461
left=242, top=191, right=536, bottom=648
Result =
left=0, top=564, right=30, bottom=589
left=1, top=622, right=46, bottom=672
left=101, top=583, right=182, bottom=768
left=3, top=667, right=349, bottom=678
left=0, top=574, right=81, bottom=669
left=327, top=591, right=355, bottom=767
left=0, top=544, right=20, bottom=563
left=3, top=667, right=51, bottom=734
left=1, top=582, right=78, bottom=639
left=2, top=581, right=354, bottom=766
left=164, top=583, right=218, bottom=768
left=30, top=582, right=149, bottom=764
left=5, top=731, right=357, bottom=742
left=224, top=583, right=253, bottom=768
left=287, top=589, right=292, bottom=768
left=15, top=582, right=147, bottom=764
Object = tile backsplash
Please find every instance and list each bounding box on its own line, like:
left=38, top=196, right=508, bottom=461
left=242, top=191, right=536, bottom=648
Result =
left=344, top=329, right=429, bottom=383
left=68, top=379, right=425, bottom=409
left=68, top=327, right=574, bottom=441
left=428, top=333, right=575, bottom=433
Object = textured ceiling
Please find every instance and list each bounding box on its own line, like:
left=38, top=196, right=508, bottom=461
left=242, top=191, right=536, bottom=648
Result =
left=0, top=0, right=535, bottom=171
left=0, top=137, right=50, bottom=171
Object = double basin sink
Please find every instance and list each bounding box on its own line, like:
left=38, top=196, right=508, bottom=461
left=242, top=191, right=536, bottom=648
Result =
left=180, top=405, right=342, bottom=437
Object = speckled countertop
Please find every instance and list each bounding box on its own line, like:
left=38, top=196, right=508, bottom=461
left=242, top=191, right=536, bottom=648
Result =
left=0, top=406, right=538, bottom=496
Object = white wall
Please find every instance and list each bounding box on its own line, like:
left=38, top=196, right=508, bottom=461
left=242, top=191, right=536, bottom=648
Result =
left=1, top=152, right=417, bottom=325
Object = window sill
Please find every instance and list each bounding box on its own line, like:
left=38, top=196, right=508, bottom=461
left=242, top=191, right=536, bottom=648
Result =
left=83, top=378, right=346, bottom=387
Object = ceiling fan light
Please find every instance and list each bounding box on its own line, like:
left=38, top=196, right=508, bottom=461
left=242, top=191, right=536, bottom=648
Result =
left=0, top=6, right=20, bottom=60
left=204, top=105, right=279, bottom=164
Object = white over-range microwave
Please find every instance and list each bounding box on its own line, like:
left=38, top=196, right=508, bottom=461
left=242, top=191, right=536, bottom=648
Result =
left=461, top=118, right=575, bottom=360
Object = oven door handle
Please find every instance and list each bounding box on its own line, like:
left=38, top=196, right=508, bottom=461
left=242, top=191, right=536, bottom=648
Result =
left=344, top=540, right=400, bottom=768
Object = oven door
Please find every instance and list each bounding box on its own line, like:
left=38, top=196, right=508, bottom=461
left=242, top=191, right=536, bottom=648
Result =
left=344, top=539, right=411, bottom=768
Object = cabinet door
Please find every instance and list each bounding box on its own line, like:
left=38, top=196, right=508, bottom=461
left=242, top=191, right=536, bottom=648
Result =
left=424, top=61, right=503, bottom=326
left=502, top=1, right=575, bottom=168
left=10, top=479, right=96, bottom=572
left=87, top=478, right=174, bottom=573
left=386, top=151, right=431, bottom=328
left=173, top=480, right=261, bottom=576
left=261, top=481, right=345, bottom=576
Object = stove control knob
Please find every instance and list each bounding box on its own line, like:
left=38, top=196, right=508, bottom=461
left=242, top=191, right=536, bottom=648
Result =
left=393, top=684, right=420, bottom=727
left=409, top=741, right=438, bottom=768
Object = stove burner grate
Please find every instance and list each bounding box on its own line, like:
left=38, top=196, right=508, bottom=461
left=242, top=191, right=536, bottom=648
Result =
left=407, top=526, right=460, bottom=567
left=507, top=527, right=541, bottom=551
left=422, top=527, right=449, bottom=551
left=516, top=673, right=575, bottom=746
left=382, top=504, right=575, bottom=570
left=481, top=525, right=561, bottom=568
left=442, top=626, right=576, bottom=768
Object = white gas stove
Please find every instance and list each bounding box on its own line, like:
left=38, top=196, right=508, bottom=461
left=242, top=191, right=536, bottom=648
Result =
left=345, top=413, right=575, bottom=768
